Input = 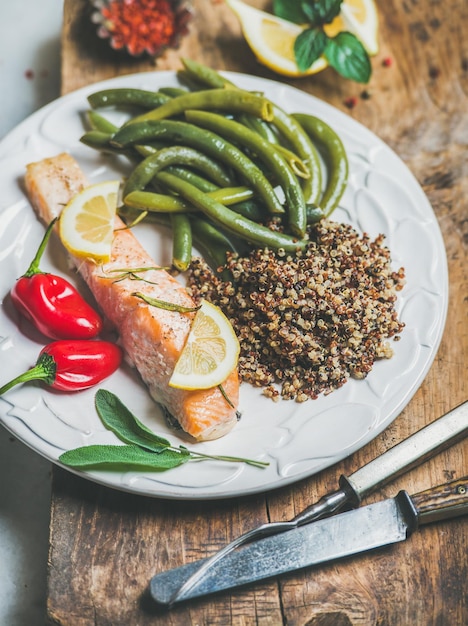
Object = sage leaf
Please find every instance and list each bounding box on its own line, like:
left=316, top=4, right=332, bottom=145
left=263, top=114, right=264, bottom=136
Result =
left=324, top=32, right=372, bottom=83
left=60, top=391, right=269, bottom=473
left=59, top=444, right=190, bottom=471
left=294, top=28, right=328, bottom=72
left=95, top=389, right=171, bottom=452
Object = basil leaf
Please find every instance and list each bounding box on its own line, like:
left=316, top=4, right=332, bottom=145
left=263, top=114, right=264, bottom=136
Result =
left=324, top=32, right=371, bottom=83
left=59, top=444, right=190, bottom=471
left=273, top=0, right=308, bottom=24
left=95, top=389, right=171, bottom=452
left=301, top=0, right=343, bottom=25
left=294, top=28, right=328, bottom=72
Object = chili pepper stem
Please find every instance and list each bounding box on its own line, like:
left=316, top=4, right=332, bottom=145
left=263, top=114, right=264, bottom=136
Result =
left=0, top=353, right=56, bottom=395
left=22, top=217, right=58, bottom=278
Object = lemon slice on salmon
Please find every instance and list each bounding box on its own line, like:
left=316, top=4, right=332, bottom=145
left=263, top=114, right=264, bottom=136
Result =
left=169, top=300, right=240, bottom=390
left=225, top=0, right=379, bottom=78
left=59, top=180, right=120, bottom=262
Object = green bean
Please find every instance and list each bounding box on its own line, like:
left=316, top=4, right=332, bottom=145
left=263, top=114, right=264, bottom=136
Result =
left=157, top=171, right=306, bottom=252
left=181, top=58, right=237, bottom=89
left=237, top=113, right=279, bottom=144
left=237, top=114, right=309, bottom=179
left=271, top=144, right=310, bottom=179
left=269, top=104, right=323, bottom=205
left=124, top=190, right=191, bottom=213
left=165, top=166, right=219, bottom=193
left=80, top=128, right=165, bottom=162
left=123, top=145, right=233, bottom=196
left=171, top=213, right=192, bottom=271
left=208, top=186, right=254, bottom=206
left=190, top=216, right=241, bottom=279
left=185, top=110, right=307, bottom=237
left=164, top=170, right=265, bottom=220
left=125, top=185, right=264, bottom=222
left=306, top=204, right=326, bottom=224
left=158, top=87, right=188, bottom=98
left=111, top=120, right=285, bottom=215
left=88, top=88, right=171, bottom=110
left=86, top=110, right=119, bottom=133
left=127, top=89, right=274, bottom=125
left=172, top=60, right=322, bottom=204
left=292, top=113, right=349, bottom=217
left=80, top=130, right=130, bottom=156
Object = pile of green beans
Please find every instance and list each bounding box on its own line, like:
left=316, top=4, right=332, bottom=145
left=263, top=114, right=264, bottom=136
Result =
left=80, top=58, right=349, bottom=273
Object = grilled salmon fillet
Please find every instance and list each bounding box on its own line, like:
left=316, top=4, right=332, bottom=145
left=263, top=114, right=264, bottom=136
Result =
left=24, top=152, right=240, bottom=441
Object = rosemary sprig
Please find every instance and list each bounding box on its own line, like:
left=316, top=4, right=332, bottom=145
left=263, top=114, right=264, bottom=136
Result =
left=133, top=291, right=201, bottom=313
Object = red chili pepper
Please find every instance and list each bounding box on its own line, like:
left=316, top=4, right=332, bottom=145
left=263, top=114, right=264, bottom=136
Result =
left=11, top=218, right=103, bottom=339
left=0, top=340, right=122, bottom=395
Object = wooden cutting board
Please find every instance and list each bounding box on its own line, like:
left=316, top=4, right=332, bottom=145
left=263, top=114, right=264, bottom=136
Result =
left=48, top=1, right=467, bottom=624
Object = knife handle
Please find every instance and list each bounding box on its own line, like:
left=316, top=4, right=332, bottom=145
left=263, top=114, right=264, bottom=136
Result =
left=409, top=476, right=468, bottom=525
left=343, top=400, right=468, bottom=503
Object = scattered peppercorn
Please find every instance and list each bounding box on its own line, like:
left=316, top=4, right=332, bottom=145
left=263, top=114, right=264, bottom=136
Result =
left=344, top=96, right=358, bottom=109
left=360, top=89, right=372, bottom=100
left=187, top=221, right=405, bottom=403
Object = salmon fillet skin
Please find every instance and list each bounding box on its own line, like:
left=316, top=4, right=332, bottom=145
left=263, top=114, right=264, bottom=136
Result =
left=24, top=152, right=240, bottom=441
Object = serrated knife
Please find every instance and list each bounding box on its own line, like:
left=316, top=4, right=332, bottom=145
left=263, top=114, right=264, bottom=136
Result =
left=151, top=400, right=468, bottom=605
left=150, top=475, right=468, bottom=605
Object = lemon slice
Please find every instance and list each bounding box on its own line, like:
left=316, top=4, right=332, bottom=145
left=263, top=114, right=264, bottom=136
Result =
left=225, top=0, right=379, bottom=78
left=59, top=180, right=120, bottom=262
left=226, top=0, right=327, bottom=77
left=338, top=0, right=379, bottom=55
left=169, top=300, right=240, bottom=390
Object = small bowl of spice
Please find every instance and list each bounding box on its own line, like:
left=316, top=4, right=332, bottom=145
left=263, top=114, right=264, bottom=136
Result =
left=90, top=0, right=193, bottom=58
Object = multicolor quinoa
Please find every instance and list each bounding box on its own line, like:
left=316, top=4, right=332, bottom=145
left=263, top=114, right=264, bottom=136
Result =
left=187, top=220, right=405, bottom=402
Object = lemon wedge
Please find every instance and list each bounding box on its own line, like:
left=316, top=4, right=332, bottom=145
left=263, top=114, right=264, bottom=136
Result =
left=59, top=180, right=120, bottom=262
left=225, top=0, right=379, bottom=77
left=226, top=0, right=327, bottom=77
left=169, top=300, right=240, bottom=390
left=336, top=0, right=379, bottom=55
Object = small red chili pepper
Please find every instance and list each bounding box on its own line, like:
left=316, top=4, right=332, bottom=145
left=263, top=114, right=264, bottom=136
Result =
left=0, top=340, right=122, bottom=395
left=11, top=218, right=103, bottom=340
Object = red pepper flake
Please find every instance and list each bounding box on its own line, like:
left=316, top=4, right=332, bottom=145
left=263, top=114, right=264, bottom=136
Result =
left=25, top=69, right=35, bottom=80
left=95, top=0, right=192, bottom=57
left=344, top=96, right=358, bottom=109
left=382, top=57, right=393, bottom=67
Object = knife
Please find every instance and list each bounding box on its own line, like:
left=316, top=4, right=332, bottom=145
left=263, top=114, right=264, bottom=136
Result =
left=150, top=475, right=468, bottom=605
left=160, top=400, right=468, bottom=605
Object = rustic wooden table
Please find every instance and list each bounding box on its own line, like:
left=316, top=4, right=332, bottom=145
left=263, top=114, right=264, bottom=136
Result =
left=47, top=1, right=467, bottom=624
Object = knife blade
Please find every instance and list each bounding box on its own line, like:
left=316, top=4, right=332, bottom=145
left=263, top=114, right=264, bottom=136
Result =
left=164, top=400, right=468, bottom=604
left=150, top=476, right=468, bottom=605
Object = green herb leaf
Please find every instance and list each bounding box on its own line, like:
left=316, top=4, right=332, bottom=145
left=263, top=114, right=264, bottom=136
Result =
left=273, top=0, right=308, bottom=24
left=324, top=32, right=372, bottom=83
left=60, top=391, right=269, bottom=473
left=95, top=388, right=171, bottom=452
left=59, top=444, right=190, bottom=470
left=301, top=0, right=343, bottom=25
left=294, top=27, right=328, bottom=72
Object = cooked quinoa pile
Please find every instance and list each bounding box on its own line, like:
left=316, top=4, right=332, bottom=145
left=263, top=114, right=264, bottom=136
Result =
left=187, top=220, right=405, bottom=402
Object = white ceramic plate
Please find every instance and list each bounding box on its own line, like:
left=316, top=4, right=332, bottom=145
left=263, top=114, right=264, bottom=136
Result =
left=0, top=71, right=448, bottom=500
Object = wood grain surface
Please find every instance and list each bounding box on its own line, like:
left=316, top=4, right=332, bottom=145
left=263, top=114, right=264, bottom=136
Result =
left=48, top=1, right=467, bottom=624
